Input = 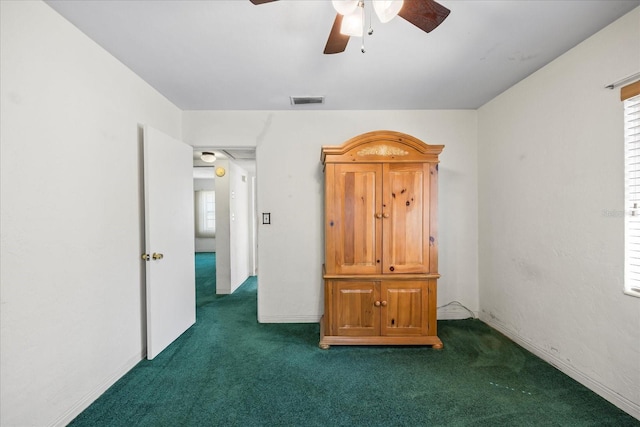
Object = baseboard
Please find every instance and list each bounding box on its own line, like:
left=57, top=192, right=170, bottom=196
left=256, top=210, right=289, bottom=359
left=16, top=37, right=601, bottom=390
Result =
left=257, top=311, right=476, bottom=323
left=258, top=314, right=321, bottom=323
left=480, top=315, right=640, bottom=421
left=437, top=308, right=478, bottom=320
left=50, top=352, right=144, bottom=427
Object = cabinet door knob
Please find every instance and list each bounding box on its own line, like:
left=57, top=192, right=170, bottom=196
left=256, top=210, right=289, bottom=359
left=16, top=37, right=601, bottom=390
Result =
left=383, top=213, right=390, bottom=218
left=381, top=300, right=387, bottom=307
left=389, top=266, right=395, bottom=272
left=375, top=213, right=383, bottom=219
left=152, top=252, right=164, bottom=260
left=374, top=301, right=381, bottom=307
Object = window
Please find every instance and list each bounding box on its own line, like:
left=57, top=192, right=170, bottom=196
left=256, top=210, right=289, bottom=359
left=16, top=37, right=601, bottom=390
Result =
left=196, top=190, right=215, bottom=237
left=623, top=80, right=640, bottom=297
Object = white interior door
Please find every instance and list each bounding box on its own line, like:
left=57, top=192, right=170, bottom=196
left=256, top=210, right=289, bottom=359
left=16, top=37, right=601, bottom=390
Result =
left=143, top=125, right=195, bottom=360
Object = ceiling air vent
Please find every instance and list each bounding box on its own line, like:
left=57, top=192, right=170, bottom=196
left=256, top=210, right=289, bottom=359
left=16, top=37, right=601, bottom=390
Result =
left=290, top=96, right=324, bottom=105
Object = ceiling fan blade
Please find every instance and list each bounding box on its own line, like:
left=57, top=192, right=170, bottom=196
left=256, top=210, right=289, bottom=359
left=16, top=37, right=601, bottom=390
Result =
left=324, top=14, right=350, bottom=54
left=398, top=0, right=450, bottom=33
left=250, top=0, right=278, bottom=4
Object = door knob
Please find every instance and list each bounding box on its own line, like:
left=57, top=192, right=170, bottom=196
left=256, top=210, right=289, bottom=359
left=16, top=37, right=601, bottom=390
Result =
left=141, top=253, right=150, bottom=261
left=374, top=301, right=381, bottom=307
left=381, top=301, right=388, bottom=307
left=383, top=213, right=390, bottom=218
left=375, top=213, right=383, bottom=219
left=152, top=252, right=164, bottom=260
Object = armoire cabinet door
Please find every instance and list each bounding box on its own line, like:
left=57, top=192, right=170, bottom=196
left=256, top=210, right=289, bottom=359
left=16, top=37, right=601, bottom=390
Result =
left=382, top=163, right=431, bottom=274
left=379, top=281, right=429, bottom=336
left=325, top=163, right=383, bottom=275
left=332, top=280, right=379, bottom=336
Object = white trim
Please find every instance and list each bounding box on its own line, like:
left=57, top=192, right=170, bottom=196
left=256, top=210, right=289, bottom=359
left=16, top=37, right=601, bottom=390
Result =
left=437, top=311, right=478, bottom=320
left=258, top=311, right=479, bottom=323
left=480, top=314, right=640, bottom=421
left=258, top=314, right=321, bottom=323
left=50, top=352, right=143, bottom=427
left=623, top=288, right=640, bottom=298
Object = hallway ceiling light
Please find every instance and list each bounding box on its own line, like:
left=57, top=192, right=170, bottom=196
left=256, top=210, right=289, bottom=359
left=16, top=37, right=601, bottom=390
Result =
left=201, top=152, right=217, bottom=163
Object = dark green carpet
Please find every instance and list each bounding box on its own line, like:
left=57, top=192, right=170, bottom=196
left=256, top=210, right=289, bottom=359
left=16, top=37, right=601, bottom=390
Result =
left=70, top=253, right=639, bottom=426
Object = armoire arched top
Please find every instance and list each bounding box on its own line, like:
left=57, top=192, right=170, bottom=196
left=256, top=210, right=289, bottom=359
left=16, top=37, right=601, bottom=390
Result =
left=321, top=130, right=444, bottom=164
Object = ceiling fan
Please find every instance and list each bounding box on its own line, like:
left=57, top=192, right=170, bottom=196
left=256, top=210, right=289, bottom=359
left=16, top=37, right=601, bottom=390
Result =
left=250, top=0, right=450, bottom=54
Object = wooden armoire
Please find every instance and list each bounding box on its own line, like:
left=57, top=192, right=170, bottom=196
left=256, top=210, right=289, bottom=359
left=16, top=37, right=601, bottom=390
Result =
left=320, top=130, right=444, bottom=349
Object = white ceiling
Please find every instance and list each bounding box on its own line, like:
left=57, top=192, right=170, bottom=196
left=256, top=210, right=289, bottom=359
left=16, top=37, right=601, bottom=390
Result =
left=45, top=0, right=639, bottom=111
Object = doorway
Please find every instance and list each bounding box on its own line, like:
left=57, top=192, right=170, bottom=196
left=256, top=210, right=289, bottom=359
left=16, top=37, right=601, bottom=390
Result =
left=193, top=148, right=257, bottom=297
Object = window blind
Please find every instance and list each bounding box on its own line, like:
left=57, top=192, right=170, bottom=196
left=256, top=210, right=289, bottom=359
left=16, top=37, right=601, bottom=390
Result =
left=624, top=92, right=640, bottom=293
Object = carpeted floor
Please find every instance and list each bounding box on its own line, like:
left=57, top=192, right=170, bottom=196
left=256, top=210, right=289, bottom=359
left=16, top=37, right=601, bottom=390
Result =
left=69, top=252, right=639, bottom=426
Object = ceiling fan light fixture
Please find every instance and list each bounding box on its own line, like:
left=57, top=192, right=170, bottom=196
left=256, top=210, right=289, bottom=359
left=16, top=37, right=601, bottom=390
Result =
left=372, top=0, right=404, bottom=23
left=201, top=152, right=217, bottom=163
left=332, top=0, right=359, bottom=16
left=340, top=7, right=364, bottom=37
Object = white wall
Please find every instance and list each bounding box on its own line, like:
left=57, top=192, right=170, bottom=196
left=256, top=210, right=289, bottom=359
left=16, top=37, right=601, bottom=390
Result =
left=0, top=2, right=182, bottom=426
left=207, top=159, right=253, bottom=294
left=214, top=159, right=232, bottom=293
left=478, top=7, right=640, bottom=419
left=183, top=110, right=479, bottom=322
left=229, top=162, right=252, bottom=292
